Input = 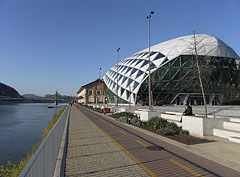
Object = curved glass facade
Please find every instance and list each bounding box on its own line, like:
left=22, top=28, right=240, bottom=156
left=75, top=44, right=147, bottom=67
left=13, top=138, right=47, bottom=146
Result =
left=103, top=34, right=240, bottom=105
left=137, top=55, right=240, bottom=105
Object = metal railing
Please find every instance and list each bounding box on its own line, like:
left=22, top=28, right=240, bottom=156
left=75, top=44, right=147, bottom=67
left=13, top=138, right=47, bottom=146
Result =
left=19, top=105, right=70, bottom=177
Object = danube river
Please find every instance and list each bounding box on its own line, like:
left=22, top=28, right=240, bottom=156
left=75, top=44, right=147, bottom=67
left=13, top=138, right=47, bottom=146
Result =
left=0, top=103, right=65, bottom=165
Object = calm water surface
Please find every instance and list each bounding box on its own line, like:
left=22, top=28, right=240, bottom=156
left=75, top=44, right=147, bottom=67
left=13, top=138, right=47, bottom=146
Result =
left=0, top=103, right=65, bottom=165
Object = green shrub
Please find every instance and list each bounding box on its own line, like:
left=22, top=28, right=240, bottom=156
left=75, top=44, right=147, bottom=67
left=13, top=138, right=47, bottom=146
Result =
left=146, top=117, right=182, bottom=136
left=111, top=112, right=140, bottom=125
left=118, top=117, right=128, bottom=123
left=157, top=122, right=180, bottom=136
left=179, top=129, right=189, bottom=135
left=130, top=117, right=141, bottom=126
left=147, top=117, right=168, bottom=130
left=111, top=112, right=187, bottom=137
left=111, top=112, right=135, bottom=119
left=157, top=127, right=176, bottom=136
left=93, top=108, right=103, bottom=113
left=166, top=122, right=180, bottom=132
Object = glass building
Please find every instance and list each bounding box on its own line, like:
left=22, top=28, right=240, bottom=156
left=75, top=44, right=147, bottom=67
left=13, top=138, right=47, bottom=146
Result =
left=103, top=34, right=240, bottom=105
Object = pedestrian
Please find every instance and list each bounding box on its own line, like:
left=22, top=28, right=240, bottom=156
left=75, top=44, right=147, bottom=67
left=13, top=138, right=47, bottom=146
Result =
left=183, top=104, right=193, bottom=115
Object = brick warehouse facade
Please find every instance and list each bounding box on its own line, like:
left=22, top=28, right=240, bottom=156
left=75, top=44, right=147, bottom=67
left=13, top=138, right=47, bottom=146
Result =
left=77, top=79, right=105, bottom=104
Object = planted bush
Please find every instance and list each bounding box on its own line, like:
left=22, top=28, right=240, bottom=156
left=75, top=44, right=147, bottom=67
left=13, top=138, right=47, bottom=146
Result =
left=130, top=117, right=141, bottom=126
left=179, top=129, right=190, bottom=135
left=109, top=111, right=190, bottom=137
left=110, top=112, right=141, bottom=125
left=93, top=108, right=103, bottom=113
left=146, top=117, right=168, bottom=130
left=111, top=112, right=135, bottom=119
left=118, top=117, right=128, bottom=123
left=144, top=117, right=189, bottom=136
left=157, top=122, right=180, bottom=136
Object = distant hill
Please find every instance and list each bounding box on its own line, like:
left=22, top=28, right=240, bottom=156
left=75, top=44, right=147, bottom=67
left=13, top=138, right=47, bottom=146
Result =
left=22, top=94, right=41, bottom=98
left=0, top=82, right=22, bottom=98
left=44, top=93, right=76, bottom=102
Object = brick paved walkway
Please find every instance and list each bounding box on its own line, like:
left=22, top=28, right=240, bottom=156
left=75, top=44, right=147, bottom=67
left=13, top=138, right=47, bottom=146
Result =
left=65, top=106, right=240, bottom=177
left=65, top=107, right=150, bottom=177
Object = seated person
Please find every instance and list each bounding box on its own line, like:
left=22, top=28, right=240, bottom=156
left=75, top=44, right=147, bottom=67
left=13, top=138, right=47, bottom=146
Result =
left=183, top=104, right=193, bottom=115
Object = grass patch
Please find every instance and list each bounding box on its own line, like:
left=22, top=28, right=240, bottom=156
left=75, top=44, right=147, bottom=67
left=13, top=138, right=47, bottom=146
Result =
left=0, top=106, right=67, bottom=177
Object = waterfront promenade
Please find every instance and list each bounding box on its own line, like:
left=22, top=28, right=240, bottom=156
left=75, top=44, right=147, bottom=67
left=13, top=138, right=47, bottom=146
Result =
left=65, top=106, right=240, bottom=177
left=65, top=107, right=149, bottom=176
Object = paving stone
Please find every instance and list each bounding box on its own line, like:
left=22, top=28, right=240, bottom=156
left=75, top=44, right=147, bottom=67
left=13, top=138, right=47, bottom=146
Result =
left=65, top=107, right=150, bottom=177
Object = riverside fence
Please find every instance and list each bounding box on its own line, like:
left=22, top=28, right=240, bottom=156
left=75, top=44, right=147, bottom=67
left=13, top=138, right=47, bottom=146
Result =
left=18, top=105, right=70, bottom=177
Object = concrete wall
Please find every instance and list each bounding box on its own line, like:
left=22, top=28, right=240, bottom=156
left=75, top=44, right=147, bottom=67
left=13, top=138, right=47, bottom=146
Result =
left=139, top=111, right=160, bottom=122
left=119, top=107, right=135, bottom=113
left=182, top=116, right=229, bottom=136
left=77, top=89, right=86, bottom=103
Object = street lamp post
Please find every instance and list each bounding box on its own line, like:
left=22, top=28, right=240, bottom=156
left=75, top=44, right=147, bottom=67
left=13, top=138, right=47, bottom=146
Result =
left=147, top=11, right=154, bottom=111
left=96, top=67, right=102, bottom=104
left=116, top=48, right=120, bottom=107
left=98, top=67, right=101, bottom=104
left=99, top=67, right=101, bottom=79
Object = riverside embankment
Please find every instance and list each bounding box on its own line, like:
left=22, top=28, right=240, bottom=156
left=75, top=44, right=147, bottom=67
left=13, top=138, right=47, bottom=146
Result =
left=0, top=103, right=65, bottom=165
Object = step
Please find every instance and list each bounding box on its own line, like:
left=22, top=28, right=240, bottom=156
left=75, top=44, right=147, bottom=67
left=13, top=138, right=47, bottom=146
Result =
left=213, top=128, right=240, bottom=139
left=223, top=121, right=240, bottom=131
left=229, top=137, right=240, bottom=144
left=160, top=113, right=182, bottom=122
left=230, top=118, right=240, bottom=123
left=165, top=111, right=183, bottom=116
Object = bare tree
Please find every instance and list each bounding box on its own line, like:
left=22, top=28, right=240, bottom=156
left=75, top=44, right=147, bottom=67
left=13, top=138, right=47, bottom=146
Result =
left=192, top=32, right=208, bottom=118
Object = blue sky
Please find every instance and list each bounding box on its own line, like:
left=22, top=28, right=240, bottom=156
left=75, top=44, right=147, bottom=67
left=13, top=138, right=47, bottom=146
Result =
left=0, top=0, right=239, bottom=96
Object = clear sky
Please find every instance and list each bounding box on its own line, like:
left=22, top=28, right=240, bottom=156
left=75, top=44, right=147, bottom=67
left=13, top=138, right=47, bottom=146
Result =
left=0, top=0, right=239, bottom=96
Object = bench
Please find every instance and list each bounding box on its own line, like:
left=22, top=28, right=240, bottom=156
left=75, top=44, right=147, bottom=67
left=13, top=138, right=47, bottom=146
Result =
left=160, top=113, right=182, bottom=122
left=160, top=112, right=183, bottom=127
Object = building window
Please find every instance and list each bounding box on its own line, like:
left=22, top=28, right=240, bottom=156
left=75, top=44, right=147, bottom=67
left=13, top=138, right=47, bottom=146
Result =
left=88, top=90, right=93, bottom=96
left=97, top=90, right=101, bottom=95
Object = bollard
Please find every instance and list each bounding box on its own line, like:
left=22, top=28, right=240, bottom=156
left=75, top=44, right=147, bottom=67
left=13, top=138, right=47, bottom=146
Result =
left=128, top=118, right=131, bottom=124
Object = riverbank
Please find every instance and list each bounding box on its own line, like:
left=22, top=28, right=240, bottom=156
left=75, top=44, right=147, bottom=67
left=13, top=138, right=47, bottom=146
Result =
left=0, top=105, right=67, bottom=177
left=0, top=98, right=70, bottom=104
left=0, top=103, right=65, bottom=165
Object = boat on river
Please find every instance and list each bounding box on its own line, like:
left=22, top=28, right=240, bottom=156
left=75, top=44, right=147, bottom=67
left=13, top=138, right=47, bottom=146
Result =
left=48, top=91, right=59, bottom=108
left=48, top=101, right=59, bottom=108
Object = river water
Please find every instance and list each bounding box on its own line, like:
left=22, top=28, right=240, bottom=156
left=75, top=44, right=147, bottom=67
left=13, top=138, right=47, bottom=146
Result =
left=0, top=103, right=65, bottom=165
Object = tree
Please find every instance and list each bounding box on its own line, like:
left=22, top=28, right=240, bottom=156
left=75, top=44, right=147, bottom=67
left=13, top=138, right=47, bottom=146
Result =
left=192, top=32, right=207, bottom=118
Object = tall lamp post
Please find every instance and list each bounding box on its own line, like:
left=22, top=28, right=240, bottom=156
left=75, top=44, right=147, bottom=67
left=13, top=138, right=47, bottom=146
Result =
left=99, top=67, right=102, bottom=79
left=98, top=67, right=101, bottom=104
left=116, top=48, right=120, bottom=107
left=147, top=11, right=154, bottom=111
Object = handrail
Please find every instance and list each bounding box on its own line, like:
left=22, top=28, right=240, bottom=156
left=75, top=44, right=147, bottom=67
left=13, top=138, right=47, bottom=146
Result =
left=18, top=105, right=70, bottom=177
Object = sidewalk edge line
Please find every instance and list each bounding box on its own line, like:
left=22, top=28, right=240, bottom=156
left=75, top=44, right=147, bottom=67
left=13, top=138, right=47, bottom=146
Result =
left=87, top=115, right=156, bottom=177
left=170, top=159, right=203, bottom=177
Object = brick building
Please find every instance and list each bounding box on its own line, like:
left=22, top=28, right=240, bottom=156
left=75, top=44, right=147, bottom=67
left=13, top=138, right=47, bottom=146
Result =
left=77, top=79, right=105, bottom=104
